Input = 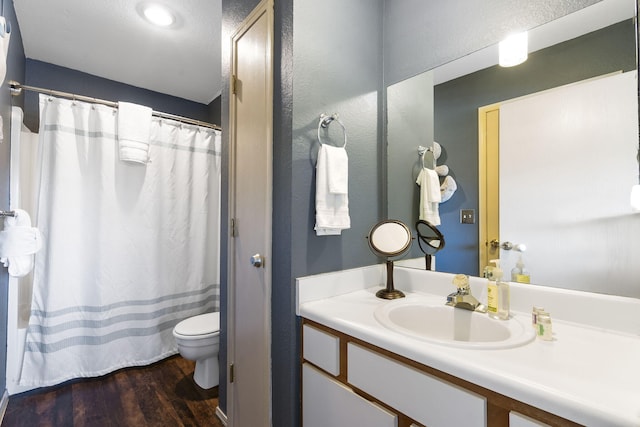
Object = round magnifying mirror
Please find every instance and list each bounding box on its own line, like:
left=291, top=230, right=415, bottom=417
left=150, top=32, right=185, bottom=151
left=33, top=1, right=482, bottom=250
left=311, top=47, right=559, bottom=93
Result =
left=367, top=220, right=412, bottom=300
left=368, top=220, right=412, bottom=258
left=415, top=220, right=445, bottom=270
left=415, top=220, right=445, bottom=254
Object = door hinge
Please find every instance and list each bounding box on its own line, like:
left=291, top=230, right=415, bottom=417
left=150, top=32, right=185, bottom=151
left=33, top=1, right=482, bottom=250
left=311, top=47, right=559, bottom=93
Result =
left=231, top=218, right=237, bottom=237
left=231, top=75, right=237, bottom=95
left=230, top=363, right=235, bottom=383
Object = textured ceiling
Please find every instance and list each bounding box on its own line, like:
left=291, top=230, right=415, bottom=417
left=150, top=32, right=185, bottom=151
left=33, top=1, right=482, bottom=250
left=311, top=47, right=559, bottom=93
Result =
left=14, top=0, right=222, bottom=105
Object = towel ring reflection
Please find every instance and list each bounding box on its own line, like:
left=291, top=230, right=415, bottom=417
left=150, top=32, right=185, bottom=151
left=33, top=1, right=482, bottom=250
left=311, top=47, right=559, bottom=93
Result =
left=418, top=145, right=435, bottom=169
left=317, top=113, right=347, bottom=148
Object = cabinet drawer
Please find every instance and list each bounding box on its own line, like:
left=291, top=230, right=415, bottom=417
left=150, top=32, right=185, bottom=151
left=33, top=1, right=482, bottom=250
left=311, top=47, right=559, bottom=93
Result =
left=303, top=324, right=340, bottom=376
left=510, top=412, right=550, bottom=427
left=348, top=343, right=486, bottom=427
left=303, top=363, right=397, bottom=427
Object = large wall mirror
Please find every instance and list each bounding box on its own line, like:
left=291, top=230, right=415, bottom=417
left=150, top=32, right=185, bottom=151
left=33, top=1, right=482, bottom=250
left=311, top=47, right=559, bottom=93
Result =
left=387, top=0, right=640, bottom=298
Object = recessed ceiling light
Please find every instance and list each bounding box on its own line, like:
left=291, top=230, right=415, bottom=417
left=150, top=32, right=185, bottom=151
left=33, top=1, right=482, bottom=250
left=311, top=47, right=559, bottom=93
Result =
left=499, top=32, right=528, bottom=67
left=143, top=4, right=175, bottom=27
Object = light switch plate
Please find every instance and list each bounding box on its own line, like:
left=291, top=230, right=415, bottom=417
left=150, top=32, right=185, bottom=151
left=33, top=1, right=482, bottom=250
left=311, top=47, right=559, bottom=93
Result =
left=460, top=209, right=475, bottom=224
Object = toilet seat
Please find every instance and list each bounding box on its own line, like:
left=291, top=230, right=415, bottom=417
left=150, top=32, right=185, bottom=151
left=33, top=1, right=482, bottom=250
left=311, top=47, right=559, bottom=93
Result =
left=174, top=313, right=220, bottom=337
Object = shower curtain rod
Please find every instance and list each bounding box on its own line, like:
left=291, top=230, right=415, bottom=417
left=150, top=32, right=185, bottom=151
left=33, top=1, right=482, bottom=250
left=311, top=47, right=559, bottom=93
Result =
left=8, top=80, right=222, bottom=131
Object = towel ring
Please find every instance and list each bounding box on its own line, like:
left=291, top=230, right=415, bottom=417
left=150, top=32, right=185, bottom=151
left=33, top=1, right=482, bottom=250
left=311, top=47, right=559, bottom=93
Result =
left=418, top=145, right=434, bottom=169
left=317, top=113, right=347, bottom=148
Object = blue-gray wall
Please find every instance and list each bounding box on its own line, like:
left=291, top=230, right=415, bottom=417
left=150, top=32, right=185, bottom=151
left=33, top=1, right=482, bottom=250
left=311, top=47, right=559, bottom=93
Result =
left=0, top=0, right=26, bottom=395
left=22, top=59, right=219, bottom=132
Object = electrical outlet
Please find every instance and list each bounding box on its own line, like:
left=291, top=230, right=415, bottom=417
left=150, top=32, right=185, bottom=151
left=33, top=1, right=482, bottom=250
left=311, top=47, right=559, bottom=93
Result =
left=460, top=209, right=475, bottom=224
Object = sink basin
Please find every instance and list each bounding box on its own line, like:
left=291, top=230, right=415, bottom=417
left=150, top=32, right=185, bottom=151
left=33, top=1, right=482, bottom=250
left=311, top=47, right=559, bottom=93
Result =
left=374, top=298, right=535, bottom=349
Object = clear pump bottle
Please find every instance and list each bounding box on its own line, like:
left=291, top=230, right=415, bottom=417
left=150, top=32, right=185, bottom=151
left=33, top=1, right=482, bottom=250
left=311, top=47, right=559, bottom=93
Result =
left=487, top=259, right=510, bottom=320
left=510, top=255, right=530, bottom=283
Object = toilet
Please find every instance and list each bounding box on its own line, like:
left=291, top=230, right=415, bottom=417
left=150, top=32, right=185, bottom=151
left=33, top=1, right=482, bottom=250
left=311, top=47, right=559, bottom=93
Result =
left=173, top=312, right=220, bottom=389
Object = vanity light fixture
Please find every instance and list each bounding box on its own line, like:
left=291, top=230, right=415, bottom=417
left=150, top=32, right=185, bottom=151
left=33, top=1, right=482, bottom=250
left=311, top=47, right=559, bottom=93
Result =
left=142, top=4, right=175, bottom=27
left=499, top=32, right=528, bottom=67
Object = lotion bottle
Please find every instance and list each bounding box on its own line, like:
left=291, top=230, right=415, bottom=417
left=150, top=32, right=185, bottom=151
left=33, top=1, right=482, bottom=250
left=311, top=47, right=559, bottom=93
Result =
left=487, top=259, right=510, bottom=320
left=510, top=255, right=530, bottom=283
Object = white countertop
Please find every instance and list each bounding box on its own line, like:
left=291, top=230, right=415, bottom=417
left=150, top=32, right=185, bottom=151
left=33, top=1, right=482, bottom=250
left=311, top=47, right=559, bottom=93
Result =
left=297, top=266, right=640, bottom=427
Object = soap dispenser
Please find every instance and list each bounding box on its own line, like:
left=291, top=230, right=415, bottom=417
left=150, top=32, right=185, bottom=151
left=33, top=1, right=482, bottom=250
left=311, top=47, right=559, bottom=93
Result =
left=510, top=255, right=530, bottom=284
left=487, top=259, right=510, bottom=320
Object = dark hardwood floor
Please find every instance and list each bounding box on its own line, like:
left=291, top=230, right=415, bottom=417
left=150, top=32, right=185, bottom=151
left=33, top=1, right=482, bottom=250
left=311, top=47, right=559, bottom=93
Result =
left=1, top=355, right=225, bottom=427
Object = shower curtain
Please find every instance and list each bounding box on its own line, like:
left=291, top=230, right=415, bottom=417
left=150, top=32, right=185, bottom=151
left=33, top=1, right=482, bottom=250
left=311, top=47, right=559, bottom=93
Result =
left=18, top=95, right=221, bottom=388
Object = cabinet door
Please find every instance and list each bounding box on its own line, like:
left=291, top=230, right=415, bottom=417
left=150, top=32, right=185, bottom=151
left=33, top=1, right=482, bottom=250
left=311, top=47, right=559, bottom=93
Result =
left=303, top=324, right=340, bottom=376
left=348, top=343, right=486, bottom=427
left=303, top=363, right=397, bottom=427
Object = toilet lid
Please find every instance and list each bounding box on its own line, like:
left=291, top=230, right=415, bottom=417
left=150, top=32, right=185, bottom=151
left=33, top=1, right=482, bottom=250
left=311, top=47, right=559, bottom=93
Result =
left=174, top=312, right=220, bottom=336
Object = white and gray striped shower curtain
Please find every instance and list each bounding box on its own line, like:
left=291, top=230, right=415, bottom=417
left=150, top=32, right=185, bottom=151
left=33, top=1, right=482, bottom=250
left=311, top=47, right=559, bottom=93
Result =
left=18, top=95, right=221, bottom=388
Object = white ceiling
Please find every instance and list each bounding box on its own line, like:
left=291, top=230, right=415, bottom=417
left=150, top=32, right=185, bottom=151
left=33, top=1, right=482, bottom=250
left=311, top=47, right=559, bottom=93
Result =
left=13, top=0, right=222, bottom=105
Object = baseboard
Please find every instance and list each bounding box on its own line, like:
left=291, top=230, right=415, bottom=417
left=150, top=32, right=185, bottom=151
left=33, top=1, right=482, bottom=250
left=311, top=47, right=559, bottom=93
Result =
left=215, top=405, right=228, bottom=426
left=0, top=389, right=9, bottom=423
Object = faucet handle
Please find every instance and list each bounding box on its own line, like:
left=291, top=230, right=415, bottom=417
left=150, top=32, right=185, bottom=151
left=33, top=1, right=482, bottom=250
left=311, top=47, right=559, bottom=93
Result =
left=452, top=274, right=470, bottom=292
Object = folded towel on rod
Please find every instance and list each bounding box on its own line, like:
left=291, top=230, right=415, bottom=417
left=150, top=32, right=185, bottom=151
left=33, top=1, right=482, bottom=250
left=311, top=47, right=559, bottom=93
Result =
left=315, top=144, right=350, bottom=235
left=117, top=102, right=152, bottom=164
left=416, top=167, right=441, bottom=225
left=0, top=209, right=43, bottom=277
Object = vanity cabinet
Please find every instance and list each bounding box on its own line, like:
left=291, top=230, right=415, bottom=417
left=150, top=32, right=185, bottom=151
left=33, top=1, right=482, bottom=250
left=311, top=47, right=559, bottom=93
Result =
left=302, top=324, right=397, bottom=427
left=303, top=363, right=397, bottom=427
left=301, top=320, right=575, bottom=427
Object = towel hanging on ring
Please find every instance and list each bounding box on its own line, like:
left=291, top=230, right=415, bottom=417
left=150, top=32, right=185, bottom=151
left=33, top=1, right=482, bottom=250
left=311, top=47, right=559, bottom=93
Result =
left=314, top=113, right=350, bottom=236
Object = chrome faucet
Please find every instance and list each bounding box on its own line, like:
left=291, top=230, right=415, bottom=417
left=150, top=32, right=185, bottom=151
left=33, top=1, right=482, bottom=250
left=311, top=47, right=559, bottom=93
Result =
left=446, top=274, right=486, bottom=313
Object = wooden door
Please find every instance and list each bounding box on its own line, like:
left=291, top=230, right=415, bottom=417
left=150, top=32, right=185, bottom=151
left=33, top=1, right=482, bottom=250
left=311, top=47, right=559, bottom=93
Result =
left=228, top=0, right=273, bottom=425
left=478, top=104, right=501, bottom=273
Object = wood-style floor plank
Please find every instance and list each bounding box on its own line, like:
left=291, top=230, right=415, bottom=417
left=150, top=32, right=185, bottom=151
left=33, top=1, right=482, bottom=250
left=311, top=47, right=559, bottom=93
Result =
left=1, top=356, right=224, bottom=427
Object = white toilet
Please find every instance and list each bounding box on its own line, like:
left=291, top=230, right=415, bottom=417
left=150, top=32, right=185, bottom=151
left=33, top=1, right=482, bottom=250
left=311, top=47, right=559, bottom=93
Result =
left=173, top=312, right=220, bottom=389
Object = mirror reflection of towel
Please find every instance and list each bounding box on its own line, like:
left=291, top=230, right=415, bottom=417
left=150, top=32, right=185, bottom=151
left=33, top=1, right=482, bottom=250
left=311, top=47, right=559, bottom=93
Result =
left=0, top=209, right=43, bottom=277
left=416, top=168, right=441, bottom=225
left=315, top=145, right=350, bottom=235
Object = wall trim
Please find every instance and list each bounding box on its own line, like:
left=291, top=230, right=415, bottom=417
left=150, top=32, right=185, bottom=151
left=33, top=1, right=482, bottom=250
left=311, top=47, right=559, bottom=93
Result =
left=215, top=405, right=228, bottom=426
left=0, top=389, right=9, bottom=423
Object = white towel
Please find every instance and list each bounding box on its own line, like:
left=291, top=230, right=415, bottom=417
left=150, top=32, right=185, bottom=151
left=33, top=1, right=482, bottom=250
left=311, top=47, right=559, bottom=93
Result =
left=416, top=167, right=441, bottom=225
left=117, top=102, right=152, bottom=164
left=324, top=145, right=348, bottom=194
left=315, top=145, right=350, bottom=235
left=0, top=209, right=43, bottom=277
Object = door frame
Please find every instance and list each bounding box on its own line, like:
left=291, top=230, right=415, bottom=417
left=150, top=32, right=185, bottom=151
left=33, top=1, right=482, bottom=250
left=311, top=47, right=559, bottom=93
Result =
left=478, top=103, right=501, bottom=273
left=227, top=0, right=274, bottom=424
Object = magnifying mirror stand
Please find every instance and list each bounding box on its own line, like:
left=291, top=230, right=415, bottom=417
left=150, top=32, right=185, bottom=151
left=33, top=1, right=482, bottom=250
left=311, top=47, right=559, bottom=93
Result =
left=424, top=254, right=433, bottom=270
left=376, top=260, right=405, bottom=299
